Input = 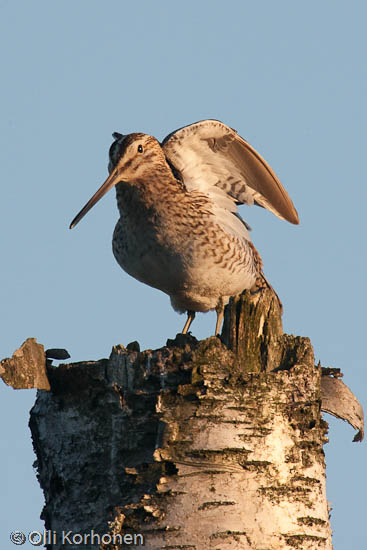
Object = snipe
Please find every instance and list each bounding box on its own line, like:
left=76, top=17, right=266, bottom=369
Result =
left=70, top=120, right=299, bottom=335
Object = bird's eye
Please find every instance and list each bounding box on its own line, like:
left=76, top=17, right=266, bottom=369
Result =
left=138, top=144, right=143, bottom=153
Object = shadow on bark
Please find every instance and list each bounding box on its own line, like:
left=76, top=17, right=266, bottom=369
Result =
left=1, top=288, right=364, bottom=549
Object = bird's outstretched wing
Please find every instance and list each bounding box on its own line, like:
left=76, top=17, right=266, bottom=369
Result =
left=162, top=119, right=299, bottom=225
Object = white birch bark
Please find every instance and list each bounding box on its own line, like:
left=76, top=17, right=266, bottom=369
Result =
left=2, top=288, right=363, bottom=549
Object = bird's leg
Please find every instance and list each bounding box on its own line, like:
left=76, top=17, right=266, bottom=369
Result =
left=182, top=310, right=196, bottom=334
left=215, top=300, right=225, bottom=336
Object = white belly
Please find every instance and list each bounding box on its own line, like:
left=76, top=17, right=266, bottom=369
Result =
left=112, top=217, right=258, bottom=313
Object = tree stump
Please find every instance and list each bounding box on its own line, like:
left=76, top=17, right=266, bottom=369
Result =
left=1, top=288, right=364, bottom=549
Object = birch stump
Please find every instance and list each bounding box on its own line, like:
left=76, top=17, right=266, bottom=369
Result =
left=1, top=288, right=364, bottom=550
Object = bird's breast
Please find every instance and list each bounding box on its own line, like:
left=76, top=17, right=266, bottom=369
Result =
left=112, top=182, right=259, bottom=309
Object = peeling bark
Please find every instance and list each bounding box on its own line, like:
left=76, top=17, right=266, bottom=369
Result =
left=0, top=338, right=50, bottom=390
left=1, top=289, right=364, bottom=549
left=321, top=375, right=364, bottom=442
left=29, top=335, right=334, bottom=550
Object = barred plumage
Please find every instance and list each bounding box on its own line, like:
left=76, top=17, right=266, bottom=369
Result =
left=70, top=120, right=299, bottom=335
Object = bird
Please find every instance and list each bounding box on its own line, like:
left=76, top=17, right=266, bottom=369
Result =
left=70, top=119, right=299, bottom=336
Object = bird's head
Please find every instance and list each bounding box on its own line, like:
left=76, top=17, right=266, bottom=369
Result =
left=70, top=132, right=165, bottom=229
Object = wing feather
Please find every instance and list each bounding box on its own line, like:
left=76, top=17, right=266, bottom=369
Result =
left=162, top=119, right=299, bottom=225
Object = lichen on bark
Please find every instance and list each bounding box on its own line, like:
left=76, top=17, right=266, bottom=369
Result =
left=1, top=288, right=363, bottom=549
left=25, top=288, right=339, bottom=549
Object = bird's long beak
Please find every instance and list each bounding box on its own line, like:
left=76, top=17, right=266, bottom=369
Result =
left=69, top=168, right=121, bottom=229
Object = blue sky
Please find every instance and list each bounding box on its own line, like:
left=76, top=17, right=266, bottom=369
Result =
left=1, top=1, right=366, bottom=548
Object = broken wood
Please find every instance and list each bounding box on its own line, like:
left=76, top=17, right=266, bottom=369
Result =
left=1, top=288, right=364, bottom=549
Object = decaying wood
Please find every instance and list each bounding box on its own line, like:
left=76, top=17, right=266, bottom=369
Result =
left=222, top=287, right=283, bottom=372
left=0, top=338, right=50, bottom=390
left=321, top=375, right=364, bottom=442
left=1, top=288, right=364, bottom=550
left=222, top=289, right=365, bottom=440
